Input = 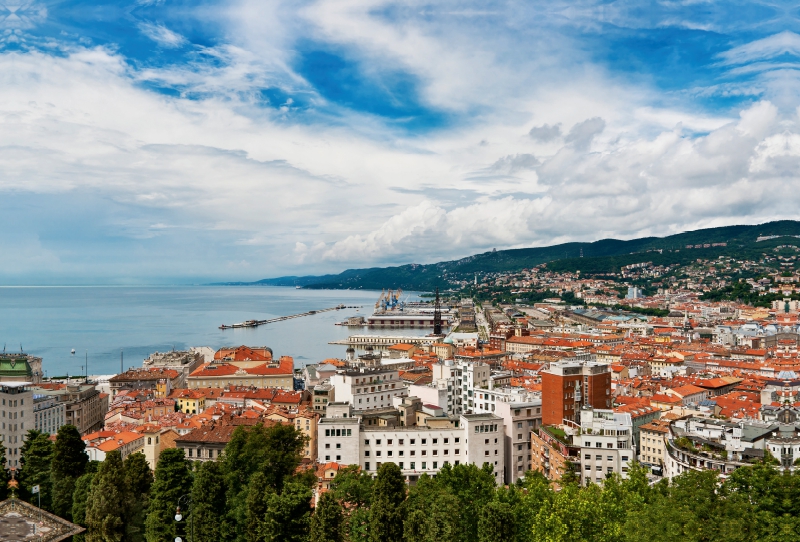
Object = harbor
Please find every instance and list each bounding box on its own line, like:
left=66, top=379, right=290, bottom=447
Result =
left=219, top=304, right=360, bottom=329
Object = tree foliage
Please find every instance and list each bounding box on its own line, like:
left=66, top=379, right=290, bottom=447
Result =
left=85, top=451, right=127, bottom=542
left=51, top=424, right=89, bottom=520
left=144, top=448, right=192, bottom=542
left=19, top=431, right=54, bottom=509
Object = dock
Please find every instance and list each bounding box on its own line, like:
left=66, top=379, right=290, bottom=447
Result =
left=219, top=305, right=361, bottom=329
left=328, top=335, right=437, bottom=348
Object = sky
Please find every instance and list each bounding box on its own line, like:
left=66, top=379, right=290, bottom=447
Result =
left=1, top=0, right=800, bottom=284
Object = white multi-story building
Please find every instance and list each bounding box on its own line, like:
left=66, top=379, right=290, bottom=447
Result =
left=578, top=408, right=634, bottom=486
left=492, top=394, right=542, bottom=484
left=319, top=412, right=506, bottom=484
left=421, top=360, right=491, bottom=415
left=330, top=368, right=408, bottom=410
left=33, top=394, right=66, bottom=435
left=1, top=382, right=34, bottom=468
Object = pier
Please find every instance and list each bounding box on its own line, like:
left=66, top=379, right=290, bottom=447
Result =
left=219, top=305, right=361, bottom=329
left=328, top=335, right=437, bottom=349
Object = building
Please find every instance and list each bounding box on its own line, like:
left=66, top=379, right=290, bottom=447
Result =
left=312, top=383, right=335, bottom=412
left=541, top=361, right=611, bottom=426
left=329, top=368, right=408, bottom=411
left=0, top=382, right=33, bottom=468
left=169, top=389, right=207, bottom=414
left=639, top=418, right=671, bottom=466
left=33, top=383, right=109, bottom=435
left=33, top=393, right=66, bottom=436
left=531, top=425, right=581, bottom=483
left=493, top=397, right=542, bottom=484
left=84, top=430, right=144, bottom=462
left=578, top=408, right=634, bottom=486
left=188, top=357, right=294, bottom=389
left=142, top=350, right=205, bottom=388
left=318, top=412, right=506, bottom=483
left=109, top=368, right=182, bottom=398
left=0, top=353, right=43, bottom=384
left=214, top=346, right=273, bottom=366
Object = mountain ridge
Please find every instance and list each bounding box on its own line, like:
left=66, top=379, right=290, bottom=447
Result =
left=214, top=220, right=800, bottom=290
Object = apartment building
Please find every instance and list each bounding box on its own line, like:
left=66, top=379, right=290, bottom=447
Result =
left=493, top=397, right=542, bottom=484
left=639, top=418, right=670, bottom=466
left=33, top=383, right=108, bottom=435
left=318, top=412, right=506, bottom=484
left=329, top=368, right=408, bottom=410
left=541, top=361, right=611, bottom=426
left=578, top=408, right=634, bottom=486
left=33, top=394, right=65, bottom=435
left=0, top=382, right=33, bottom=468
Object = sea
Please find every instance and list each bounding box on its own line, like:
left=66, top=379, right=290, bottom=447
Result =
left=0, top=286, right=430, bottom=377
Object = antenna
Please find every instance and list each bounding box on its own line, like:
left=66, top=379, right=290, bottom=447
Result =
left=121, top=351, right=124, bottom=374
left=86, top=351, right=88, bottom=382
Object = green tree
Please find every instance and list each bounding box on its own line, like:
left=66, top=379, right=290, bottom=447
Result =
left=310, top=492, right=343, bottom=542
left=245, top=472, right=271, bottom=542
left=404, top=475, right=463, bottom=542
left=0, top=439, right=9, bottom=500
left=123, top=452, right=153, bottom=542
left=223, top=423, right=308, bottom=541
left=327, top=466, right=373, bottom=542
left=434, top=463, right=496, bottom=542
left=369, top=463, right=406, bottom=542
left=51, top=424, right=89, bottom=520
left=144, top=448, right=193, bottom=542
left=71, top=472, right=95, bottom=527
left=85, top=451, right=128, bottom=542
left=19, top=431, right=54, bottom=509
left=260, top=480, right=312, bottom=542
left=478, top=500, right=517, bottom=542
left=190, top=460, right=227, bottom=542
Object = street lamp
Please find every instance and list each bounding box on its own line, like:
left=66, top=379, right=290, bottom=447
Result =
left=175, top=494, right=193, bottom=542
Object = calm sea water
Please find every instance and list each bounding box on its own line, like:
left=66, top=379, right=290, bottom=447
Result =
left=0, top=286, right=428, bottom=376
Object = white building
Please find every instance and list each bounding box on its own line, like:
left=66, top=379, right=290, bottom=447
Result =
left=319, top=412, right=506, bottom=483
left=330, top=368, right=408, bottom=410
left=578, top=408, right=634, bottom=486
left=33, top=394, right=66, bottom=435
left=0, top=382, right=34, bottom=468
left=492, top=394, right=542, bottom=484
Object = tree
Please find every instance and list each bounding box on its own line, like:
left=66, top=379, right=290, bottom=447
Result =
left=85, top=451, right=127, bottom=542
left=223, top=423, right=308, bottom=541
left=0, top=439, right=9, bottom=501
left=434, top=463, right=496, bottom=542
left=369, top=463, right=406, bottom=542
left=124, top=452, right=153, bottom=542
left=144, top=448, right=193, bottom=542
left=19, top=432, right=54, bottom=510
left=51, top=425, right=89, bottom=520
left=404, top=475, right=463, bottom=542
left=71, top=472, right=95, bottom=527
left=190, top=460, right=227, bottom=542
left=310, top=492, right=344, bottom=542
left=478, top=500, right=517, bottom=542
left=260, top=480, right=312, bottom=542
left=245, top=472, right=271, bottom=542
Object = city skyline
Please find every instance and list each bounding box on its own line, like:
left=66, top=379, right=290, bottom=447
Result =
left=2, top=0, right=799, bottom=284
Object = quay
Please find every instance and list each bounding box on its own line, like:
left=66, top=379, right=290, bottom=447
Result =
left=219, top=305, right=361, bottom=329
left=328, top=335, right=436, bottom=349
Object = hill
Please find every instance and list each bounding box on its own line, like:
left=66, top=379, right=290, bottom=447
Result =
left=219, top=220, right=800, bottom=290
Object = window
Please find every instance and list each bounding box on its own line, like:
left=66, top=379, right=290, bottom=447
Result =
left=432, top=438, right=438, bottom=444
left=399, top=462, right=404, bottom=469
left=621, top=455, right=629, bottom=461
left=387, top=451, right=393, bottom=457
left=399, top=450, right=404, bottom=456
left=455, top=449, right=460, bottom=455
left=422, top=462, right=427, bottom=469
left=596, top=443, right=602, bottom=448
left=421, top=439, right=427, bottom=444
left=607, top=443, right=613, bottom=449
left=485, top=439, right=489, bottom=444
left=364, top=439, right=370, bottom=445
left=388, top=439, right=393, bottom=445
left=585, top=441, right=591, bottom=447
left=485, top=450, right=489, bottom=456
left=365, top=462, right=370, bottom=470
left=410, top=462, right=415, bottom=469
left=455, top=437, right=460, bottom=443
left=607, top=456, right=613, bottom=461
left=336, top=443, right=341, bottom=449
left=364, top=451, right=370, bottom=457
left=421, top=450, right=427, bottom=456
left=444, top=438, right=449, bottom=444
left=596, top=465, right=602, bottom=471
left=376, top=439, right=382, bottom=445
left=410, top=439, right=416, bottom=445
left=376, top=451, right=382, bottom=457
left=399, top=439, right=404, bottom=445
left=433, top=462, right=438, bottom=469
left=585, top=465, right=591, bottom=471
left=336, top=455, right=341, bottom=461
left=432, top=450, right=438, bottom=456
left=595, top=455, right=602, bottom=460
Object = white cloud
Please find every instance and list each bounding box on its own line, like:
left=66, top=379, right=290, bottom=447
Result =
left=138, top=22, right=189, bottom=48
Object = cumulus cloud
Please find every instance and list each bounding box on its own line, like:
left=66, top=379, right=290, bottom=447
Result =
left=564, top=117, right=606, bottom=151
left=529, top=123, right=562, bottom=142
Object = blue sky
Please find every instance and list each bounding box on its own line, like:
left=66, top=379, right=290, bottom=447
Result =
left=1, top=0, right=800, bottom=284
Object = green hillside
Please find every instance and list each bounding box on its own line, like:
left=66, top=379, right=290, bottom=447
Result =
left=235, top=220, right=800, bottom=290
